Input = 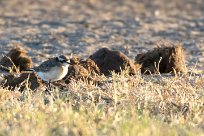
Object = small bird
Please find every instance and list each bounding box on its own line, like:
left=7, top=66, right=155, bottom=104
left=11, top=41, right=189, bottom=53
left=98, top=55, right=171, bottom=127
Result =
left=29, top=55, right=71, bottom=92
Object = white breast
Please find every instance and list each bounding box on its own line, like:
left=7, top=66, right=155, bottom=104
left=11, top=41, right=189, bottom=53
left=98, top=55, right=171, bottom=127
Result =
left=37, top=65, right=69, bottom=82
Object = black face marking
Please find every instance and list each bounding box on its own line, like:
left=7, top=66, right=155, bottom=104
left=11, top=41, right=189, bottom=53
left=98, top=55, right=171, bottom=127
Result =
left=56, top=55, right=69, bottom=64
left=60, top=59, right=67, bottom=63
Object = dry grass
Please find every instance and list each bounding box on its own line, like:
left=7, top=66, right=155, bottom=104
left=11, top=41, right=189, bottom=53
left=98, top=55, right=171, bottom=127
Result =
left=0, top=69, right=203, bottom=136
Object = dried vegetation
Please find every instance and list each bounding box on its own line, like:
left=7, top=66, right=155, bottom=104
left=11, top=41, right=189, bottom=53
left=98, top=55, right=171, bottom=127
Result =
left=0, top=42, right=203, bottom=136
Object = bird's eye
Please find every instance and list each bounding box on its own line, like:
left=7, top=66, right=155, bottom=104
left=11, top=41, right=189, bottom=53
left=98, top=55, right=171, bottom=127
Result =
left=61, top=59, right=68, bottom=63
left=59, top=60, right=63, bottom=63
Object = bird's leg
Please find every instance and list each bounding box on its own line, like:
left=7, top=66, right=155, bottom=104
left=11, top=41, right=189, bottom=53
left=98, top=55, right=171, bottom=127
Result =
left=45, top=81, right=52, bottom=95
left=48, top=81, right=51, bottom=90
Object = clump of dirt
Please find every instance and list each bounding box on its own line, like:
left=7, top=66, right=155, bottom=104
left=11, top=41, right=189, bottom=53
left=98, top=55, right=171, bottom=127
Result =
left=0, top=44, right=33, bottom=73
left=63, top=56, right=100, bottom=84
left=69, top=57, right=100, bottom=75
left=3, top=72, right=42, bottom=91
left=0, top=50, right=101, bottom=91
left=135, top=42, right=186, bottom=74
left=80, top=58, right=100, bottom=75
left=89, top=47, right=141, bottom=76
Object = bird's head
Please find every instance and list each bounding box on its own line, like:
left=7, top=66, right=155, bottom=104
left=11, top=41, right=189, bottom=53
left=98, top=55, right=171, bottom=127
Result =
left=56, top=55, right=72, bottom=65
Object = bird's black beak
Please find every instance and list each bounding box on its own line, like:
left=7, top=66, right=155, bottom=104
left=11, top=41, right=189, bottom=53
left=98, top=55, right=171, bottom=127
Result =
left=66, top=61, right=73, bottom=65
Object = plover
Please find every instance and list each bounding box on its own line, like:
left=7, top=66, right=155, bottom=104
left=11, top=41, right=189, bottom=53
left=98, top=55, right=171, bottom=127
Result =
left=29, top=55, right=71, bottom=92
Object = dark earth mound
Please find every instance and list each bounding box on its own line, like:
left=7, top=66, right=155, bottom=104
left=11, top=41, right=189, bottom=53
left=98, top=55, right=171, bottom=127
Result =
left=0, top=44, right=33, bottom=72
left=90, top=47, right=141, bottom=76
left=3, top=72, right=42, bottom=91
left=135, top=42, right=186, bottom=74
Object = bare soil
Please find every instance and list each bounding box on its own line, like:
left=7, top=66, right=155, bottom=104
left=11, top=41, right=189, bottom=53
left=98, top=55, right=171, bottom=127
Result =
left=0, top=0, right=203, bottom=72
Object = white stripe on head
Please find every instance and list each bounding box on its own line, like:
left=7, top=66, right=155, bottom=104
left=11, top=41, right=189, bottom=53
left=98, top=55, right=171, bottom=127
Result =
left=56, top=55, right=67, bottom=62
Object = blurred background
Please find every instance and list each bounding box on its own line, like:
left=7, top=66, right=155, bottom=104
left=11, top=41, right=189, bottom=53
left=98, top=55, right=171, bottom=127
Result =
left=0, top=0, right=203, bottom=69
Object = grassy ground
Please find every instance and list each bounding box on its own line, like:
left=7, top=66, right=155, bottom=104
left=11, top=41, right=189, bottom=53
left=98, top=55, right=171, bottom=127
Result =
left=0, top=71, right=203, bottom=136
left=0, top=0, right=204, bottom=135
